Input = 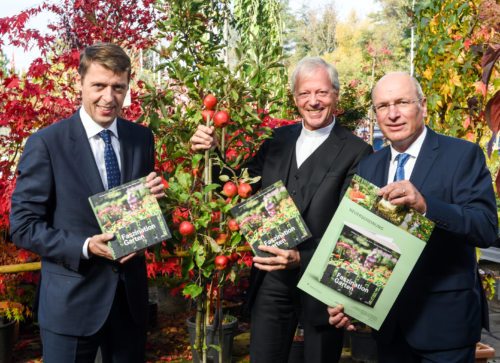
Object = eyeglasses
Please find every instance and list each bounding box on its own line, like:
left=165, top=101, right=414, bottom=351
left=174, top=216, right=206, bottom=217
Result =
left=373, top=99, right=421, bottom=115
left=295, top=89, right=336, bottom=101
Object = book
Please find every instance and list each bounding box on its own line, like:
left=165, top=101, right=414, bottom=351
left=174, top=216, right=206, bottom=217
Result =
left=298, top=175, right=434, bottom=330
left=89, top=177, right=171, bottom=260
left=230, top=180, right=311, bottom=257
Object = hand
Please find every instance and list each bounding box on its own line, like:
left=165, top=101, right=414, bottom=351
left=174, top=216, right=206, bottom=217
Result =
left=378, top=180, right=427, bottom=214
left=252, top=246, right=300, bottom=271
left=327, top=305, right=356, bottom=331
left=88, top=233, right=115, bottom=260
left=145, top=171, right=165, bottom=199
left=190, top=125, right=218, bottom=152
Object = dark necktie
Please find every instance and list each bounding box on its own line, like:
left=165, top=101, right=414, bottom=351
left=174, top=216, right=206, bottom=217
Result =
left=394, top=153, right=410, bottom=181
left=99, top=130, right=121, bottom=189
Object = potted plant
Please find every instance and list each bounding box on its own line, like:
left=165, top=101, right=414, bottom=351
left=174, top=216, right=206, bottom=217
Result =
left=0, top=237, right=39, bottom=363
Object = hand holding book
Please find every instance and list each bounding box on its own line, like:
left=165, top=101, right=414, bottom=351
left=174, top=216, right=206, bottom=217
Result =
left=252, top=245, right=301, bottom=271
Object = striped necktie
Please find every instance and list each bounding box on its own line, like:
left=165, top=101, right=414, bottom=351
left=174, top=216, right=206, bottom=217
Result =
left=394, top=153, right=410, bottom=181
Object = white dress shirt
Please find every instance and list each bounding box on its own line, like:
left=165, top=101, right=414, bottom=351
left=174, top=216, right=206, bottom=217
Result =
left=295, top=118, right=335, bottom=168
left=388, top=127, right=427, bottom=182
left=79, top=107, right=121, bottom=258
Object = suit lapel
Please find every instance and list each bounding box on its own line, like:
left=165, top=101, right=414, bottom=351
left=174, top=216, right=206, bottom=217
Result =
left=69, top=113, right=105, bottom=195
left=372, top=147, right=392, bottom=187
left=270, top=125, right=300, bottom=187
left=410, top=127, right=439, bottom=190
left=117, top=118, right=134, bottom=183
left=300, top=123, right=344, bottom=212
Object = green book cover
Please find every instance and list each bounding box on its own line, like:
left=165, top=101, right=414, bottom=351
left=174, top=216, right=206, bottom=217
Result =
left=230, top=180, right=311, bottom=257
left=89, top=177, right=171, bottom=260
left=298, top=175, right=434, bottom=330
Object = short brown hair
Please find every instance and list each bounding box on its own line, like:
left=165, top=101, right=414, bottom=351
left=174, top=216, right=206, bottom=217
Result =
left=78, top=43, right=131, bottom=81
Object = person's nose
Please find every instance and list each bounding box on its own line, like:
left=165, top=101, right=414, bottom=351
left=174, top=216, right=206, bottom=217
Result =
left=101, top=86, right=114, bottom=103
left=308, top=94, right=320, bottom=106
left=387, top=104, right=400, bottom=120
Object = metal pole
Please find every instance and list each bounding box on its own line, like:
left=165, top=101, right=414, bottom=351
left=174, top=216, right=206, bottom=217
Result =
left=410, top=0, right=415, bottom=76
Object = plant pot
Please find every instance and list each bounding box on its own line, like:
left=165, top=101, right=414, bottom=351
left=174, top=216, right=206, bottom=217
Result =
left=0, top=319, right=18, bottom=363
left=350, top=330, right=377, bottom=363
left=186, top=315, right=238, bottom=363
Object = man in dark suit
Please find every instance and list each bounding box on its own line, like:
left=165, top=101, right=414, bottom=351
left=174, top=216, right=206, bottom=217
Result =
left=10, top=43, right=164, bottom=362
left=191, top=57, right=372, bottom=363
left=328, top=72, right=498, bottom=362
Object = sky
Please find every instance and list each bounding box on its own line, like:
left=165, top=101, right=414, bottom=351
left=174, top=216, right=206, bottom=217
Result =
left=1, top=0, right=381, bottom=71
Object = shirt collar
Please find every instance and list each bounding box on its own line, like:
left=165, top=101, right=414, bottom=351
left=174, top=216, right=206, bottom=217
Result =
left=300, top=116, right=335, bottom=138
left=79, top=107, right=119, bottom=139
left=390, top=126, right=427, bottom=162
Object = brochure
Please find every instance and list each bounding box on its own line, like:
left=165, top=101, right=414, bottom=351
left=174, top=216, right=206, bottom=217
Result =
left=230, top=180, right=311, bottom=257
left=89, top=177, right=171, bottom=260
left=298, top=175, right=434, bottom=330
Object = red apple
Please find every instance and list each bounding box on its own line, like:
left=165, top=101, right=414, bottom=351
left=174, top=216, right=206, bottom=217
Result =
left=214, top=255, right=229, bottom=270
left=223, top=181, right=238, bottom=197
left=201, top=109, right=215, bottom=122
left=213, top=110, right=230, bottom=128
left=238, top=182, right=252, bottom=198
left=179, top=221, right=195, bottom=236
left=228, top=219, right=239, bottom=231
left=203, top=94, right=217, bottom=110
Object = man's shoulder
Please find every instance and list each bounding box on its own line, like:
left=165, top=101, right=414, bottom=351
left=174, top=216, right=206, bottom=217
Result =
left=31, top=113, right=78, bottom=140
left=272, top=122, right=301, bottom=135
left=335, top=123, right=370, bottom=146
left=117, top=118, right=153, bottom=136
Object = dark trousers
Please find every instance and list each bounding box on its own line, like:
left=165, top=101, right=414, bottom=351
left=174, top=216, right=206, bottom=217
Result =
left=40, top=281, right=146, bottom=363
left=250, top=270, right=344, bottom=363
left=377, top=326, right=475, bottom=363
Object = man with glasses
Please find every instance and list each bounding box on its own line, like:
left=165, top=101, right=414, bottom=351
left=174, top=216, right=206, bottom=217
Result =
left=328, top=72, right=497, bottom=362
left=191, top=57, right=372, bottom=362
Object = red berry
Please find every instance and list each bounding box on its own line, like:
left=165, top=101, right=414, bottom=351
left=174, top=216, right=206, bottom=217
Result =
left=213, top=110, right=230, bottom=128
left=203, top=94, right=217, bottom=110
left=179, top=221, right=195, bottom=236
left=238, top=183, right=252, bottom=198
left=201, top=109, right=215, bottom=122
left=223, top=181, right=238, bottom=198
left=214, top=255, right=229, bottom=270
left=228, top=219, right=239, bottom=231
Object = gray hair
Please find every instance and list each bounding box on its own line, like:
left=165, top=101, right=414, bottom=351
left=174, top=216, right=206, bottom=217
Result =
left=291, top=57, right=340, bottom=94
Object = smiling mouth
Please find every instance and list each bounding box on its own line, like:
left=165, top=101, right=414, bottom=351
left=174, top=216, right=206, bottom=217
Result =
left=97, top=105, right=115, bottom=112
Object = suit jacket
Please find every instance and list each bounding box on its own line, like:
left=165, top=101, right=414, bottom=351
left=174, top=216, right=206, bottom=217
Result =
left=10, top=111, right=155, bottom=336
left=357, top=127, right=498, bottom=350
left=246, top=121, right=372, bottom=326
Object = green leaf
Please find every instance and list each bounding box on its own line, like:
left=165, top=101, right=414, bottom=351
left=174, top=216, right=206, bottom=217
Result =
left=183, top=283, right=203, bottom=299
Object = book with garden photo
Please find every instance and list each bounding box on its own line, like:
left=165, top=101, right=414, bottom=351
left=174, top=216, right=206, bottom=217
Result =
left=230, top=180, right=311, bottom=257
left=89, top=177, right=171, bottom=260
left=298, top=175, right=435, bottom=330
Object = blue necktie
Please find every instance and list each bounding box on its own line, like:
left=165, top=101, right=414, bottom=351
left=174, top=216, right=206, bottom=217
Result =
left=394, top=153, right=410, bottom=181
left=99, top=130, right=121, bottom=189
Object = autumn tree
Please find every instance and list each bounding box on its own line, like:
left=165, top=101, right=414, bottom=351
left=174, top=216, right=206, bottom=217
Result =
left=414, top=0, right=499, bottom=191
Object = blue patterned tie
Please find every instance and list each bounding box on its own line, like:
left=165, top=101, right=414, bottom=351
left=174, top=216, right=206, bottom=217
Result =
left=99, top=130, right=121, bottom=189
left=394, top=153, right=410, bottom=181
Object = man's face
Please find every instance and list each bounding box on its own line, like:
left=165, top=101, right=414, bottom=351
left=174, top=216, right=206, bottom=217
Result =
left=372, top=73, right=426, bottom=152
left=293, top=67, right=338, bottom=131
left=80, top=62, right=129, bottom=127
